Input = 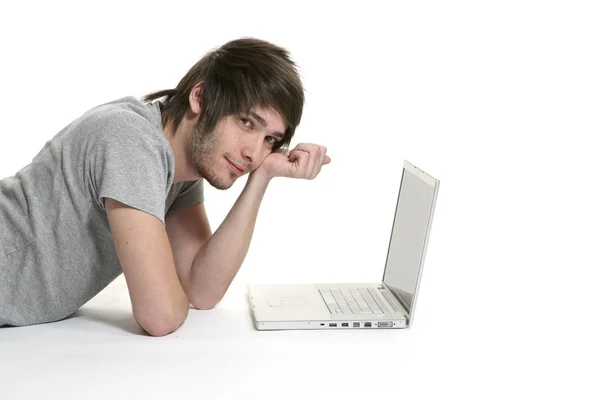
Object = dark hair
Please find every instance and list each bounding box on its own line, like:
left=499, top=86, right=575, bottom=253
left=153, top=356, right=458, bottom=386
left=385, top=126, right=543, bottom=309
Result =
left=143, top=37, right=304, bottom=152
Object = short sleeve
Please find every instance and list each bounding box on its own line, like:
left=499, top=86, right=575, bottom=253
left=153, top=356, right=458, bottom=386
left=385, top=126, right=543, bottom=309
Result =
left=166, top=179, right=205, bottom=216
left=90, top=111, right=174, bottom=225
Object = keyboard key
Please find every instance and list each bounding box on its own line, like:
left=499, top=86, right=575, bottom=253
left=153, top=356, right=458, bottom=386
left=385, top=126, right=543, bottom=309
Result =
left=359, top=288, right=375, bottom=301
left=368, top=288, right=394, bottom=313
left=322, top=287, right=395, bottom=315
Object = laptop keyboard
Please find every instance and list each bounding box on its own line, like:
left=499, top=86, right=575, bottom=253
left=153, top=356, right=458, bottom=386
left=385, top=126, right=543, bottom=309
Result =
left=318, top=288, right=385, bottom=315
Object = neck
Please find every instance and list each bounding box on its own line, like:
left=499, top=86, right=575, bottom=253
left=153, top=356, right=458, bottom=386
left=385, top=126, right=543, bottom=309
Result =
left=163, top=116, right=200, bottom=184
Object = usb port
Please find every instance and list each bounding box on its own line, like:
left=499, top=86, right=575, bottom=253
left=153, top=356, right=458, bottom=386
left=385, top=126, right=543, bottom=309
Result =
left=353, top=322, right=360, bottom=328
left=364, top=322, right=372, bottom=327
left=329, top=323, right=337, bottom=327
left=341, top=323, right=349, bottom=327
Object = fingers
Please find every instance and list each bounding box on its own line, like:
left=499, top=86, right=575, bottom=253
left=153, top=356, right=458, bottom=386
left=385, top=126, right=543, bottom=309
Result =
left=287, top=143, right=329, bottom=180
left=288, top=149, right=310, bottom=175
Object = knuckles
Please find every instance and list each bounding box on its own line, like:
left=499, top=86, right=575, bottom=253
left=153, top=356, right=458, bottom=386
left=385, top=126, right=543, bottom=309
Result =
left=292, top=143, right=327, bottom=180
left=298, top=143, right=327, bottom=155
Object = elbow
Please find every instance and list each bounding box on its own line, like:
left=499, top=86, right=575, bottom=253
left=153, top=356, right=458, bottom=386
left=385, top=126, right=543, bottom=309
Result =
left=193, top=302, right=216, bottom=310
left=141, top=318, right=181, bottom=337
left=135, top=304, right=189, bottom=337
left=190, top=293, right=222, bottom=310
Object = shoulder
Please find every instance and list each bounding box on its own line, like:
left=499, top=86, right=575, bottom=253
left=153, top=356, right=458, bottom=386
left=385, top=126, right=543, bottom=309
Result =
left=78, top=96, right=163, bottom=138
left=66, top=96, right=170, bottom=159
left=69, top=97, right=174, bottom=175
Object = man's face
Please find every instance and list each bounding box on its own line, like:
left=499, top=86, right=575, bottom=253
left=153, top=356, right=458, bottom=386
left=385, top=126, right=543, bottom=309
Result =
left=184, top=107, right=287, bottom=190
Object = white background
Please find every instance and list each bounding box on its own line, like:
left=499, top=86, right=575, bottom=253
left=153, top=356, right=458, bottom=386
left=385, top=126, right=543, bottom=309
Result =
left=1, top=0, right=599, bottom=399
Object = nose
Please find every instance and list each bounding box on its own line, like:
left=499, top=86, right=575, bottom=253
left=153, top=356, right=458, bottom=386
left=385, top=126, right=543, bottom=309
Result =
left=240, top=134, right=263, bottom=166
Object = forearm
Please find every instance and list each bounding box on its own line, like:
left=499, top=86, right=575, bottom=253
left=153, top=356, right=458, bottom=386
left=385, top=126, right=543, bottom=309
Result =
left=187, top=170, right=271, bottom=308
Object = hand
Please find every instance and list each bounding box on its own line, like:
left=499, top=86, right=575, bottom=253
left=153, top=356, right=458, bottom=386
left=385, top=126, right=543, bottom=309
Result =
left=254, top=143, right=331, bottom=181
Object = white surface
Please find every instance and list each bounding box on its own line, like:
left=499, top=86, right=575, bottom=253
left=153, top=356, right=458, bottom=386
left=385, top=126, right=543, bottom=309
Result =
left=1, top=1, right=599, bottom=399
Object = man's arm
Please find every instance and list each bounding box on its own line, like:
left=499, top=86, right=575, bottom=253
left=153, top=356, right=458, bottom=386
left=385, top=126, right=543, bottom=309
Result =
left=167, top=143, right=330, bottom=310
left=167, top=171, right=270, bottom=310
left=105, top=198, right=190, bottom=336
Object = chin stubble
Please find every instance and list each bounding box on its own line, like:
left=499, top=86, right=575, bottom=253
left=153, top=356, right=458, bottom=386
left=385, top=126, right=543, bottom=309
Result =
left=185, top=122, right=232, bottom=190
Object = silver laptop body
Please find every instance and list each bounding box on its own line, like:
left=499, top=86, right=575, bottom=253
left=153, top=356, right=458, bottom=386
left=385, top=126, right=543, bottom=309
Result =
left=248, top=160, right=439, bottom=330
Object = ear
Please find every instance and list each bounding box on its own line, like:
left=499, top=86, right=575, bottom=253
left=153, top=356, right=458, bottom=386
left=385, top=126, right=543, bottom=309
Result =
left=189, top=81, right=204, bottom=116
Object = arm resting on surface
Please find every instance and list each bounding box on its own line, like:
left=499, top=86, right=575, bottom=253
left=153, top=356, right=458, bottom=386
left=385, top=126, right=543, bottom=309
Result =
left=105, top=198, right=189, bottom=337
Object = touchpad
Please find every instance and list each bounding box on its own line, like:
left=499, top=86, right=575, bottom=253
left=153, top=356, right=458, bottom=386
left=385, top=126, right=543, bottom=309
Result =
left=267, top=296, right=307, bottom=307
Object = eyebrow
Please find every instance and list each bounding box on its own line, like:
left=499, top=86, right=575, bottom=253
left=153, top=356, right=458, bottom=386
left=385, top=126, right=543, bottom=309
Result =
left=249, top=111, right=285, bottom=140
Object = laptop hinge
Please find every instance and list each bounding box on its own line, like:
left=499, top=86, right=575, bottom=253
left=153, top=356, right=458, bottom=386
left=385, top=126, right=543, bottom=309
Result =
left=381, top=283, right=411, bottom=322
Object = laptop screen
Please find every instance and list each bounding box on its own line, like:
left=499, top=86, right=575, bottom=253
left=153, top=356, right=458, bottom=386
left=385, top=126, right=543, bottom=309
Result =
left=382, top=161, right=439, bottom=323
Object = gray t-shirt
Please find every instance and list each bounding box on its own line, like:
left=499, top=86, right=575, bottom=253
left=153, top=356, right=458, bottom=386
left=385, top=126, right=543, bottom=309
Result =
left=0, top=96, right=204, bottom=327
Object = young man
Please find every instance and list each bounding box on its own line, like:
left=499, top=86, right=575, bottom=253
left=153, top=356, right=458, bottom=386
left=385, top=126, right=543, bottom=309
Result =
left=0, top=37, right=330, bottom=336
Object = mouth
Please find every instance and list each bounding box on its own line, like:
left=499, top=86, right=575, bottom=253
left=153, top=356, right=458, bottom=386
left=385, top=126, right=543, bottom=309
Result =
left=226, top=158, right=246, bottom=175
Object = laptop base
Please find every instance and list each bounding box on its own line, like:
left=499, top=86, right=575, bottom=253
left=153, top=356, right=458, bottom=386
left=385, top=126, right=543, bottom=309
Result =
left=248, top=283, right=408, bottom=331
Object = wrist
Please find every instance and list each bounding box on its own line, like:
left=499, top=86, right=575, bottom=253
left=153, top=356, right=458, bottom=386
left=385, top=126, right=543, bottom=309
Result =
left=248, top=167, right=273, bottom=185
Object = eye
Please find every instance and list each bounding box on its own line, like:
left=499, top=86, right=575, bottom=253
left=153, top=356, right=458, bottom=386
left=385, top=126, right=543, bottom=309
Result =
left=240, top=118, right=252, bottom=129
left=266, top=136, right=278, bottom=145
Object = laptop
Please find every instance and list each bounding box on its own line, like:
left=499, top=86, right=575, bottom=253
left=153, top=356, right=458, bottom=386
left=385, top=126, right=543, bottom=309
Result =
left=247, top=160, right=439, bottom=330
